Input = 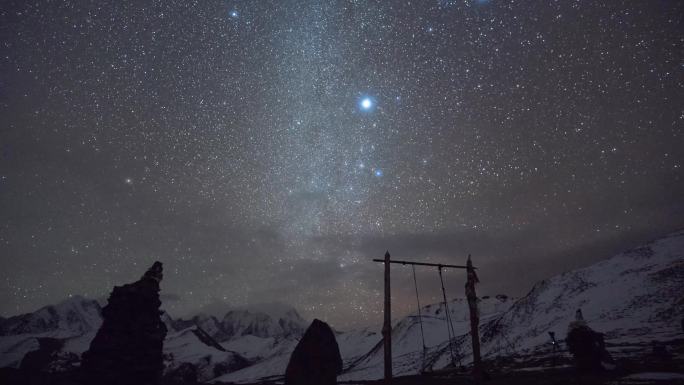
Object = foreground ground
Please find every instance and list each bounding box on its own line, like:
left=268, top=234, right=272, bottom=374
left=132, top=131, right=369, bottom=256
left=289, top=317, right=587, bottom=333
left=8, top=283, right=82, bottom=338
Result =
left=334, top=369, right=684, bottom=385
left=2, top=367, right=683, bottom=385
left=214, top=351, right=684, bottom=385
left=2, top=344, right=682, bottom=385
left=218, top=368, right=684, bottom=385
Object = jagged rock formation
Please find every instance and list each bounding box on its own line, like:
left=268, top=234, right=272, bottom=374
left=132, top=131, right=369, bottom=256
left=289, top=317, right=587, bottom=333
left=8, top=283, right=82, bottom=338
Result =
left=81, top=262, right=167, bottom=385
left=285, top=319, right=342, bottom=385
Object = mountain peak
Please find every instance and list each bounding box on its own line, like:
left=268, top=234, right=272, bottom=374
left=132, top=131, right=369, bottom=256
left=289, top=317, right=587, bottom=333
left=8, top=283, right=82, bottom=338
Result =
left=227, top=302, right=304, bottom=322
left=142, top=261, right=163, bottom=282
left=0, top=296, right=102, bottom=337
left=221, top=302, right=306, bottom=340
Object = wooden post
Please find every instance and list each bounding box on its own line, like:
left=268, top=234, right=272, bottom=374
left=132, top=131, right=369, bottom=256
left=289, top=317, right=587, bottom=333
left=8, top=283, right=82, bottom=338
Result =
left=465, top=254, right=482, bottom=383
left=382, top=251, right=392, bottom=383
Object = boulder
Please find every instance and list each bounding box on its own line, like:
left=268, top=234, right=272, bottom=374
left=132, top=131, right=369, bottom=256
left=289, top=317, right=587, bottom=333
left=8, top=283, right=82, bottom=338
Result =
left=285, top=319, right=342, bottom=385
left=566, top=308, right=613, bottom=372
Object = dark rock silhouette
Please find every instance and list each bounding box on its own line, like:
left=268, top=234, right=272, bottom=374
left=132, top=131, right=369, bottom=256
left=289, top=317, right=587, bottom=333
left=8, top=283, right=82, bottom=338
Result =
left=566, top=308, right=613, bottom=371
left=285, top=319, right=342, bottom=385
left=20, top=337, right=78, bottom=373
left=163, top=362, right=197, bottom=384
left=81, top=261, right=167, bottom=385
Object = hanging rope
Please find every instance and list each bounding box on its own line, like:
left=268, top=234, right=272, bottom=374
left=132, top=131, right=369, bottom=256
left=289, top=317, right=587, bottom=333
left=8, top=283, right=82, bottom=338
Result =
left=441, top=268, right=463, bottom=368
left=412, top=265, right=427, bottom=372
left=438, top=266, right=457, bottom=367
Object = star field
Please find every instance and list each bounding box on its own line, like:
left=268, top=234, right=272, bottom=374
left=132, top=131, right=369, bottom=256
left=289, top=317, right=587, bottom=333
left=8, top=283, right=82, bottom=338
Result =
left=0, top=0, right=682, bottom=328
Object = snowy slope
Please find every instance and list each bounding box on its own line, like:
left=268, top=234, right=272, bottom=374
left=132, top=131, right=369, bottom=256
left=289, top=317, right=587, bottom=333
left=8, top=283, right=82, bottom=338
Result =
left=0, top=296, right=102, bottom=338
left=474, top=230, right=684, bottom=361
left=163, top=327, right=249, bottom=382
left=212, top=337, right=298, bottom=384
left=215, top=325, right=382, bottom=383
left=224, top=231, right=683, bottom=383
left=0, top=296, right=102, bottom=368
left=212, top=325, right=382, bottom=384
left=172, top=314, right=231, bottom=342
left=340, top=295, right=515, bottom=380
left=165, top=302, right=308, bottom=381
left=0, top=296, right=308, bottom=382
left=221, top=335, right=286, bottom=361
left=340, top=231, right=683, bottom=380
left=171, top=302, right=307, bottom=343
left=213, top=297, right=513, bottom=385
left=221, top=303, right=306, bottom=340
left=0, top=334, right=40, bottom=369
left=336, top=327, right=382, bottom=365
left=2, top=231, right=681, bottom=382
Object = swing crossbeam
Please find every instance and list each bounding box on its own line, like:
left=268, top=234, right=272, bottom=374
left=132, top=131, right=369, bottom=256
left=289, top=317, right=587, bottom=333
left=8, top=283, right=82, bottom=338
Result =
left=371, top=259, right=475, bottom=270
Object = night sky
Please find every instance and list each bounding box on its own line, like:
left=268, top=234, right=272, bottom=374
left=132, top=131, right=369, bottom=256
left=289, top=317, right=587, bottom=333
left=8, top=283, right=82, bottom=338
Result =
left=1, top=0, right=682, bottom=328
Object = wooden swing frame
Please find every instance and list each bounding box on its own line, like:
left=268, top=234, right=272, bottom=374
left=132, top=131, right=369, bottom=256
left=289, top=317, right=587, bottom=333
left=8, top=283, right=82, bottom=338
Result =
left=372, top=252, right=483, bottom=384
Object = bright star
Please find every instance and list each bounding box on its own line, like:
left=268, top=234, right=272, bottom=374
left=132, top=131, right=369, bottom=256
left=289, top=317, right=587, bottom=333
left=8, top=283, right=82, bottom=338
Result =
left=362, top=98, right=372, bottom=109
left=229, top=10, right=238, bottom=18
left=374, top=169, right=383, bottom=177
left=358, top=96, right=375, bottom=111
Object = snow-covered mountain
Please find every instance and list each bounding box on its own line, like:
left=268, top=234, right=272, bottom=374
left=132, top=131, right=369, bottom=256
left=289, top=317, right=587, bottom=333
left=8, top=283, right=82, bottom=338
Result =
left=474, top=230, right=684, bottom=365
left=339, top=295, right=516, bottom=381
left=204, top=304, right=310, bottom=383
left=163, top=327, right=250, bottom=382
left=170, top=302, right=307, bottom=343
left=171, top=314, right=230, bottom=342
left=341, top=230, right=684, bottom=380
left=0, top=297, right=308, bottom=382
left=210, top=324, right=383, bottom=384
left=163, top=303, right=309, bottom=382
left=0, top=296, right=102, bottom=369
left=1, top=230, right=682, bottom=383
left=0, top=295, right=101, bottom=338
left=221, top=303, right=306, bottom=339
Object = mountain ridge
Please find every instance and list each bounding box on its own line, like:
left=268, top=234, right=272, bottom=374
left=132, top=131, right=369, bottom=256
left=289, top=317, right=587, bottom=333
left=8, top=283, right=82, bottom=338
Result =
left=1, top=230, right=682, bottom=383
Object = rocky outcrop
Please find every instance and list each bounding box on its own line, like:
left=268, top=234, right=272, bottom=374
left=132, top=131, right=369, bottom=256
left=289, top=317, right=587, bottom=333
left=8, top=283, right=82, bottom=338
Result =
left=81, top=262, right=167, bottom=385
left=285, top=319, right=342, bottom=385
left=566, top=309, right=613, bottom=372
